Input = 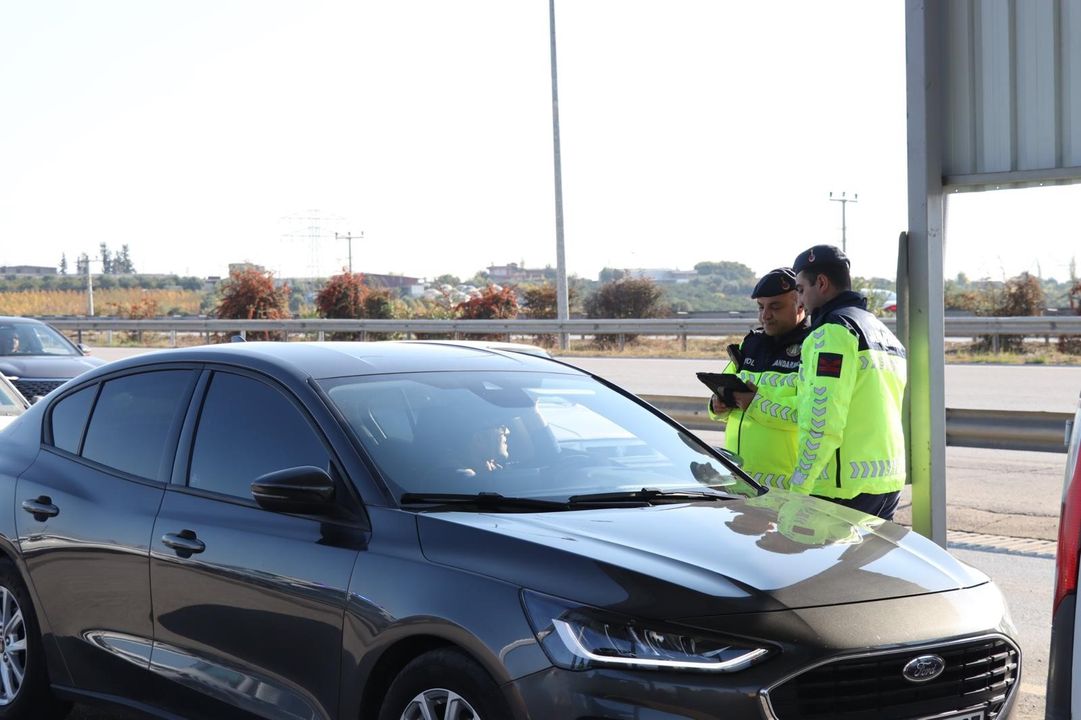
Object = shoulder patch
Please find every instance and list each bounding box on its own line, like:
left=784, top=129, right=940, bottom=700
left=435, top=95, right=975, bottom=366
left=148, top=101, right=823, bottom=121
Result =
left=816, top=352, right=843, bottom=378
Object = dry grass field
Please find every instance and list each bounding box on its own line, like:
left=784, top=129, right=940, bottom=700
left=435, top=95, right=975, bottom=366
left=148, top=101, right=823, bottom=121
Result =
left=0, top=289, right=202, bottom=317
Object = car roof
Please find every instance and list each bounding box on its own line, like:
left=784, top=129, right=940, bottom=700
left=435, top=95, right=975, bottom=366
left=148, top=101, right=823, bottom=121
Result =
left=0, top=316, right=49, bottom=326
left=90, top=341, right=580, bottom=382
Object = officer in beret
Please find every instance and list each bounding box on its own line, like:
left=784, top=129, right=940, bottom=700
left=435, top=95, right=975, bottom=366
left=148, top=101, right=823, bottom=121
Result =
left=708, top=267, right=810, bottom=489
left=787, top=244, right=906, bottom=520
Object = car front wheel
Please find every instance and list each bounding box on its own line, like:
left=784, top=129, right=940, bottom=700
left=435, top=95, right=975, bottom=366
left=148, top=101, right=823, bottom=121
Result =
left=0, top=562, right=69, bottom=719
left=378, top=648, right=511, bottom=720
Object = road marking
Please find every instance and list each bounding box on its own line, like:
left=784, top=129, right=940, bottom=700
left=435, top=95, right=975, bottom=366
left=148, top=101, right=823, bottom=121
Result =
left=946, top=530, right=1056, bottom=560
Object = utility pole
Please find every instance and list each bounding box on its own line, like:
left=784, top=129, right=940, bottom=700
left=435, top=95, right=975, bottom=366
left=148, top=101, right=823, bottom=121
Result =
left=335, top=231, right=362, bottom=273
left=79, top=254, right=100, bottom=317
left=549, top=0, right=569, bottom=349
left=829, top=191, right=858, bottom=252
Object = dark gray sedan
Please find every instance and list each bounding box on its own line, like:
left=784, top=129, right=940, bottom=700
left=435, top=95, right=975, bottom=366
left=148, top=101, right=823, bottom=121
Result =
left=0, top=316, right=104, bottom=401
left=0, top=342, right=1019, bottom=719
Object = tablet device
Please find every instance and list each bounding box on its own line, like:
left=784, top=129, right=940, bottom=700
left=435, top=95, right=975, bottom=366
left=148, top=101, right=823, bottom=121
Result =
left=696, top=371, right=752, bottom=397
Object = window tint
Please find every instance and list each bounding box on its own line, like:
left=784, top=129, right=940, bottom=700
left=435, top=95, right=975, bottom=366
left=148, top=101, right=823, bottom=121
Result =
left=50, top=386, right=97, bottom=453
left=81, top=371, right=194, bottom=479
left=189, top=372, right=329, bottom=499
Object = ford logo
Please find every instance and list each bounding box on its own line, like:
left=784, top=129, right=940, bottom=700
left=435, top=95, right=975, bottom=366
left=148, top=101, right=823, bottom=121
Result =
left=902, top=654, right=946, bottom=682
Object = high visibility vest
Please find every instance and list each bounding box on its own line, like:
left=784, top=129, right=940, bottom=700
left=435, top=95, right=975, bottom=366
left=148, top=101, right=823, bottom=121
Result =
left=707, top=322, right=809, bottom=489
left=788, top=291, right=907, bottom=499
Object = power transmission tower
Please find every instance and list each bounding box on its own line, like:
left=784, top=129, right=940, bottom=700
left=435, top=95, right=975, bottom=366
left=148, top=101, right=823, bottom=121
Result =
left=280, top=210, right=343, bottom=277
left=829, top=191, right=858, bottom=252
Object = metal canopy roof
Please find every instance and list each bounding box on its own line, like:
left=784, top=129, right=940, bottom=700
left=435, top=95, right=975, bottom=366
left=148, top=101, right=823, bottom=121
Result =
left=944, top=0, right=1081, bottom=190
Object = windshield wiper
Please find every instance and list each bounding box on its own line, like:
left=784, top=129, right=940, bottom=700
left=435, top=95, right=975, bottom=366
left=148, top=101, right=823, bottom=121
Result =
left=399, top=492, right=568, bottom=511
left=567, top=487, right=740, bottom=506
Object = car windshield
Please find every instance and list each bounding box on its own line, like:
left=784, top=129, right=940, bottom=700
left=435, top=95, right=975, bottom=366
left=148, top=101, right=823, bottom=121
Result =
left=0, top=322, right=79, bottom=357
left=320, top=371, right=756, bottom=504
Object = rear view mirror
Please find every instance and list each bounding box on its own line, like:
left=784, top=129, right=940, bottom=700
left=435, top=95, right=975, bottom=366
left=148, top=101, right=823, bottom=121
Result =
left=251, top=466, right=335, bottom=514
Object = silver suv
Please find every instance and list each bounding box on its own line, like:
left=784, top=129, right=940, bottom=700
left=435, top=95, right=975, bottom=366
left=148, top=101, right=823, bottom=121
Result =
left=1047, top=390, right=1081, bottom=718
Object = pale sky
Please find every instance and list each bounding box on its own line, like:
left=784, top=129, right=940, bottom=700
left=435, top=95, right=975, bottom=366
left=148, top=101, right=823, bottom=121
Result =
left=2, top=1, right=1079, bottom=283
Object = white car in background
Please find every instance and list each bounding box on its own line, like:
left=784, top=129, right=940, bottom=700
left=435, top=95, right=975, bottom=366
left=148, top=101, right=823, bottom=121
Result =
left=0, top=374, right=29, bottom=431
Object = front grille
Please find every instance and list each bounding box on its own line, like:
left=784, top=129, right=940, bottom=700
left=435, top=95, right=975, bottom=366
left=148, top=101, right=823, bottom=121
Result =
left=768, top=637, right=1019, bottom=720
left=11, top=379, right=65, bottom=400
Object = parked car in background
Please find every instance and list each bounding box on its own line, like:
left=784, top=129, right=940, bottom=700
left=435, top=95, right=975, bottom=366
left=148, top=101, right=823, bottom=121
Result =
left=0, top=373, right=29, bottom=430
left=0, top=342, right=1020, bottom=720
left=859, top=287, right=898, bottom=313
left=0, top=317, right=104, bottom=401
left=1046, top=390, right=1081, bottom=718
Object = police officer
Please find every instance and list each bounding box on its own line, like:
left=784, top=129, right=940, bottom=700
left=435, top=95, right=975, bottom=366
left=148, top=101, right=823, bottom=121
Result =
left=788, top=244, right=906, bottom=520
left=708, top=268, right=810, bottom=489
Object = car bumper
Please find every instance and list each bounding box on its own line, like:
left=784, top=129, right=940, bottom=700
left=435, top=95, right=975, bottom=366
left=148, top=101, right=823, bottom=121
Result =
left=504, top=583, right=1020, bottom=720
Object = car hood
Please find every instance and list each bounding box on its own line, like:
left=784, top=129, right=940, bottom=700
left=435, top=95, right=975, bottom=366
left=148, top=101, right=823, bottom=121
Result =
left=416, top=491, right=988, bottom=619
left=0, top=355, right=104, bottom=379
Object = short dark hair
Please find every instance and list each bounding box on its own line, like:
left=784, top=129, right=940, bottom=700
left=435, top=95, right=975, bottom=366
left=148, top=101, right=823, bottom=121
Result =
left=802, top=264, right=851, bottom=291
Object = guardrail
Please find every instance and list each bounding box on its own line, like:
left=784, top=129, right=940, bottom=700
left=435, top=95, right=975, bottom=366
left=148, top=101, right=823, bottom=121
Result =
left=640, top=395, right=1073, bottom=454
left=39, top=315, right=1081, bottom=345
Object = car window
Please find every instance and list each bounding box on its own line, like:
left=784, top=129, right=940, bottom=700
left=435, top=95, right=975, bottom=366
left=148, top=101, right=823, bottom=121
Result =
left=49, top=386, right=97, bottom=451
left=320, top=371, right=753, bottom=501
left=27, top=324, right=78, bottom=355
left=188, top=372, right=330, bottom=500
left=0, top=323, right=78, bottom=357
left=81, top=370, right=194, bottom=479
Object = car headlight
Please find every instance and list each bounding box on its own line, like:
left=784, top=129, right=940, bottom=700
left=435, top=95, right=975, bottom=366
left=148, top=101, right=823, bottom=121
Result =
left=521, top=589, right=770, bottom=673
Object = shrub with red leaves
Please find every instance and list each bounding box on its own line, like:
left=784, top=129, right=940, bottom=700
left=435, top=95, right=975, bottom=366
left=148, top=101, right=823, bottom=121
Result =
left=455, top=285, right=519, bottom=339
left=315, top=272, right=395, bottom=339
left=214, top=268, right=291, bottom=340
left=316, top=272, right=369, bottom=319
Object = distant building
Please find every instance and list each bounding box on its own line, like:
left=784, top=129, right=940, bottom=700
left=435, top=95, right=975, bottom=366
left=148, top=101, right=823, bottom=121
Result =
left=486, top=263, right=550, bottom=284
left=228, top=262, right=266, bottom=275
left=624, top=268, right=698, bottom=284
left=0, top=265, right=57, bottom=276
left=363, top=272, right=424, bottom=297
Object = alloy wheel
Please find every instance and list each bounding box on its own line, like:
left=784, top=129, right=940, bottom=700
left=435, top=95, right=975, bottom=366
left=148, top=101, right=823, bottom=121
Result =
left=0, top=586, right=26, bottom=706
left=399, top=688, right=480, bottom=720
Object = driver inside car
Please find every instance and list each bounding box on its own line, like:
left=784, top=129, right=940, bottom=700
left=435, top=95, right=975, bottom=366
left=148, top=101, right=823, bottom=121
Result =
left=0, top=328, right=19, bottom=355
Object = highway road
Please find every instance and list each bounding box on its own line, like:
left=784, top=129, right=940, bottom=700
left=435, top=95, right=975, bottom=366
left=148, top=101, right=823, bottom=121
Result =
left=561, top=355, right=1081, bottom=413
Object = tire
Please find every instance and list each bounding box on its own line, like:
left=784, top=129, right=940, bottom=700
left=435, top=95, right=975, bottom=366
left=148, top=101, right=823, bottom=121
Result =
left=377, top=648, right=512, bottom=720
left=0, top=562, right=70, bottom=720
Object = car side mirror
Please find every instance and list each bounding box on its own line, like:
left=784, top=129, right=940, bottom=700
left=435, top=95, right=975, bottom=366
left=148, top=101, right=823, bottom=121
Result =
left=77, top=344, right=91, bottom=355
left=251, top=466, right=335, bottom=514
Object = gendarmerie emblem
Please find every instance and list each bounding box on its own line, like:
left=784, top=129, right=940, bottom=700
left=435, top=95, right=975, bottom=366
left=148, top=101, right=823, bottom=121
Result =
left=786, top=344, right=801, bottom=357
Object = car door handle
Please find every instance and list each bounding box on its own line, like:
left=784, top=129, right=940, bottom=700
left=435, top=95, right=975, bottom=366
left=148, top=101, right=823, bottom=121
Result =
left=21, top=497, right=59, bottom=521
left=161, top=530, right=206, bottom=557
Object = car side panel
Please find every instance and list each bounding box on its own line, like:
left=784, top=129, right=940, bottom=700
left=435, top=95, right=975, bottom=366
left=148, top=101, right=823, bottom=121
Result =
left=15, top=449, right=164, bottom=702
left=339, top=507, right=550, bottom=720
left=149, top=489, right=364, bottom=720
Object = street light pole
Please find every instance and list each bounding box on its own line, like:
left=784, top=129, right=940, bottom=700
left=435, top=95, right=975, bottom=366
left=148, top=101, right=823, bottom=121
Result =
left=829, top=191, right=858, bottom=252
left=549, top=0, right=569, bottom=349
